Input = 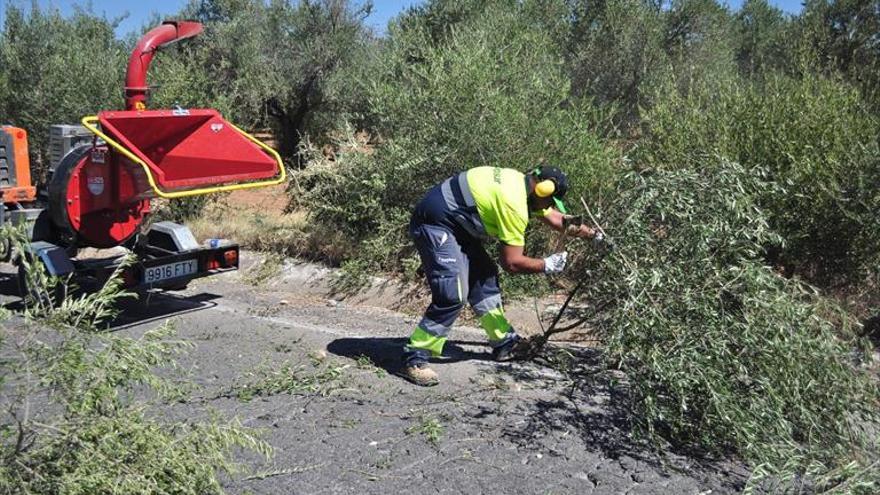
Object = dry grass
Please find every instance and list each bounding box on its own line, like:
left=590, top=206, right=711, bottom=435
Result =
left=187, top=186, right=352, bottom=264
left=188, top=203, right=305, bottom=252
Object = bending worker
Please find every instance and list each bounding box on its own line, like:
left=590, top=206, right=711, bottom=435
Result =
left=402, top=166, right=598, bottom=386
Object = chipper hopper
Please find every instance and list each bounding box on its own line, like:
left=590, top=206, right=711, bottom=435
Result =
left=1, top=20, right=285, bottom=301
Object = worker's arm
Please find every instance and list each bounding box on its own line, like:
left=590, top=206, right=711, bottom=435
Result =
left=499, top=244, right=546, bottom=274
left=539, top=209, right=596, bottom=238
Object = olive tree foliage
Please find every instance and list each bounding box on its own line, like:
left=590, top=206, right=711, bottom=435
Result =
left=0, top=4, right=127, bottom=179
left=392, top=0, right=497, bottom=44
left=565, top=0, right=667, bottom=122
left=565, top=0, right=737, bottom=124
left=639, top=70, right=880, bottom=284
left=293, top=0, right=618, bottom=271
left=732, top=0, right=793, bottom=77
left=797, top=0, right=880, bottom=108
left=150, top=0, right=375, bottom=160
left=572, top=161, right=879, bottom=492
left=393, top=0, right=571, bottom=48
left=659, top=0, right=738, bottom=91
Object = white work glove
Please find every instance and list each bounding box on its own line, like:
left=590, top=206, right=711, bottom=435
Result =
left=543, top=252, right=568, bottom=274
left=592, top=231, right=615, bottom=252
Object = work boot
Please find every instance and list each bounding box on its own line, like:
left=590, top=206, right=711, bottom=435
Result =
left=401, top=363, right=439, bottom=387
left=492, top=333, right=528, bottom=362
left=401, top=348, right=439, bottom=386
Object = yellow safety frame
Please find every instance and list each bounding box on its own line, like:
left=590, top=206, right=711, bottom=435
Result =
left=81, top=115, right=286, bottom=199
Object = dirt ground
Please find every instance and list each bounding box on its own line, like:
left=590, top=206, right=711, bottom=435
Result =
left=85, top=252, right=752, bottom=494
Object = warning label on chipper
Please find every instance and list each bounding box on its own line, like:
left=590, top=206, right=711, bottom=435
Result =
left=88, top=176, right=105, bottom=196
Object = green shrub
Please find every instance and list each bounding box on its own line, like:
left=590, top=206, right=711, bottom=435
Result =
left=797, top=0, right=880, bottom=112
left=294, top=1, right=619, bottom=271
left=566, top=0, right=739, bottom=124
left=566, top=0, right=667, bottom=121
left=577, top=160, right=879, bottom=491
left=733, top=0, right=793, bottom=77
left=152, top=196, right=216, bottom=224
left=639, top=70, right=880, bottom=284
left=662, top=0, right=737, bottom=76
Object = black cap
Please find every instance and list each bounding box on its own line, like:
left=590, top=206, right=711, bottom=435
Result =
left=533, top=166, right=569, bottom=213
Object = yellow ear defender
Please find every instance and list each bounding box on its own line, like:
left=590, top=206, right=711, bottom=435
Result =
left=535, top=179, right=556, bottom=198
left=532, top=168, right=556, bottom=197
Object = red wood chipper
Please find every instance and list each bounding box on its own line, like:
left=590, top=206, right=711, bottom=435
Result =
left=0, top=21, right=285, bottom=300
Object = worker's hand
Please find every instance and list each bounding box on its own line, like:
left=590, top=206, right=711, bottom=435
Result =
left=543, top=252, right=568, bottom=274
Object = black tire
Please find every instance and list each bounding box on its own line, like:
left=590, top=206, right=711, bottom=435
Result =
left=17, top=258, right=67, bottom=309
left=0, top=237, right=11, bottom=263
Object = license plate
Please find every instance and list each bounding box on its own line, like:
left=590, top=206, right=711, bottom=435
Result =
left=143, top=259, right=197, bottom=284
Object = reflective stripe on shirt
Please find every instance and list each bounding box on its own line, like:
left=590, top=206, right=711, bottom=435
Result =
left=440, top=172, right=487, bottom=240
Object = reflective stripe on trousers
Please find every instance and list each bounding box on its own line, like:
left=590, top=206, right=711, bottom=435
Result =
left=405, top=220, right=513, bottom=360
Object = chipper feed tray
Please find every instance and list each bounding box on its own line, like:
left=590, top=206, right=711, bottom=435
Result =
left=85, top=108, right=282, bottom=194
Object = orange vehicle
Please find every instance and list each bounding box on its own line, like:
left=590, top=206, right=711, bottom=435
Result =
left=0, top=126, right=37, bottom=204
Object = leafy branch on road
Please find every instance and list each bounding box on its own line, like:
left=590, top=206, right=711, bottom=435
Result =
left=215, top=360, right=350, bottom=403
left=0, top=230, right=271, bottom=494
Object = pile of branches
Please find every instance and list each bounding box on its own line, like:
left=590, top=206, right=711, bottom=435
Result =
left=529, top=160, right=880, bottom=491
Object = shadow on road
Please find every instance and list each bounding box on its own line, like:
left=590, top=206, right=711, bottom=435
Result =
left=327, top=337, right=492, bottom=374
left=492, top=345, right=747, bottom=492
left=497, top=346, right=640, bottom=457
left=325, top=336, right=747, bottom=490
left=107, top=292, right=222, bottom=331
left=0, top=264, right=221, bottom=331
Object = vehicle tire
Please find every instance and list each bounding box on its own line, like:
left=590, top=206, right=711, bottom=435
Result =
left=0, top=237, right=11, bottom=263
left=17, top=258, right=66, bottom=308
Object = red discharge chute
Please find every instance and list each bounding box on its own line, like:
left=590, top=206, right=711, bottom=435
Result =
left=124, top=21, right=204, bottom=111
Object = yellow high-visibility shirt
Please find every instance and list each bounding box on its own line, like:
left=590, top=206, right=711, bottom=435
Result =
left=466, top=166, right=548, bottom=247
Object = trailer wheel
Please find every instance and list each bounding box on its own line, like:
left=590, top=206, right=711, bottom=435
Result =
left=17, top=258, right=67, bottom=309
left=0, top=237, right=11, bottom=263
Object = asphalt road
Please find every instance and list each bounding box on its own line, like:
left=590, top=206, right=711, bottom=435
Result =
left=5, top=252, right=752, bottom=494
